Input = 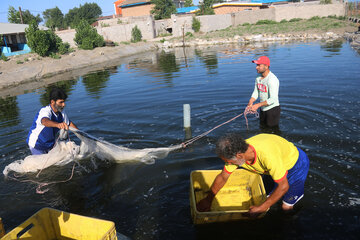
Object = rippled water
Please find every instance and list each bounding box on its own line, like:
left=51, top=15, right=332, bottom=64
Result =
left=0, top=40, right=359, bottom=239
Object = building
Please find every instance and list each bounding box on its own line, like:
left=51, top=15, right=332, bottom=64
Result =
left=0, top=23, right=47, bottom=57
left=113, top=0, right=126, bottom=16
left=212, top=2, right=268, bottom=15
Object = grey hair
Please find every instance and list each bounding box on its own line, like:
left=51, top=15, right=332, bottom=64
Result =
left=215, top=133, right=249, bottom=159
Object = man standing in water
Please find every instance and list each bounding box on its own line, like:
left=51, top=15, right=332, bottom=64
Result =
left=247, top=56, right=280, bottom=127
left=196, top=133, right=309, bottom=217
left=27, top=87, right=78, bottom=155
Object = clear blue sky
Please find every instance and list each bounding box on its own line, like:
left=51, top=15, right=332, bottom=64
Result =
left=0, top=0, right=116, bottom=23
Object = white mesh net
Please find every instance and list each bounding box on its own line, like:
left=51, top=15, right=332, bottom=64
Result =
left=3, top=128, right=182, bottom=176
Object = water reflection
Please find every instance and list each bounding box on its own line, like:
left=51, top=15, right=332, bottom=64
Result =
left=82, top=68, right=113, bottom=99
left=195, top=49, right=218, bottom=75
left=128, top=51, right=180, bottom=87
left=320, top=39, right=344, bottom=55
left=0, top=96, right=19, bottom=128
left=39, top=80, right=78, bottom=106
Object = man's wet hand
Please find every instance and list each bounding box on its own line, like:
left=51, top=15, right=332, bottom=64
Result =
left=196, top=197, right=212, bottom=212
left=57, top=122, right=69, bottom=130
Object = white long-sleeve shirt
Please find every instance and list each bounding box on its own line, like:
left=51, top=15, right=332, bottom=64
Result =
left=251, top=71, right=280, bottom=111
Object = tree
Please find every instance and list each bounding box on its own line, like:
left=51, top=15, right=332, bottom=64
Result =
left=184, top=0, right=194, bottom=7
left=64, top=3, right=102, bottom=28
left=43, top=7, right=64, bottom=30
left=25, top=20, right=70, bottom=57
left=8, top=6, right=42, bottom=24
left=196, top=0, right=215, bottom=16
left=151, top=0, right=177, bottom=20
left=74, top=20, right=104, bottom=50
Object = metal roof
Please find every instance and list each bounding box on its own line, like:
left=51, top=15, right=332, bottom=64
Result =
left=0, top=23, right=48, bottom=35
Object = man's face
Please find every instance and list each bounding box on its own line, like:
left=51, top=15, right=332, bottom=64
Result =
left=256, top=64, right=268, bottom=74
left=53, top=99, right=66, bottom=112
left=221, top=155, right=245, bottom=166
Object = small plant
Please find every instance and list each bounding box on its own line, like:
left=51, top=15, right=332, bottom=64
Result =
left=186, top=32, right=193, bottom=37
left=160, top=38, right=166, bottom=43
left=49, top=52, right=61, bottom=59
left=242, top=22, right=250, bottom=26
left=121, top=41, right=130, bottom=45
left=117, top=19, right=122, bottom=24
left=320, top=0, right=332, bottom=4
left=131, top=25, right=142, bottom=43
left=114, top=42, right=119, bottom=46
left=101, top=23, right=110, bottom=27
left=1, top=53, right=8, bottom=61
left=289, top=18, right=302, bottom=22
left=280, top=19, right=288, bottom=23
left=256, top=20, right=277, bottom=25
left=192, top=17, right=201, bottom=32
left=24, top=58, right=29, bottom=62
left=309, top=16, right=321, bottom=21
left=16, top=60, right=23, bottom=64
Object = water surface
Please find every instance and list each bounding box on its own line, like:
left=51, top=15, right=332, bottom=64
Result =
left=0, top=40, right=359, bottom=239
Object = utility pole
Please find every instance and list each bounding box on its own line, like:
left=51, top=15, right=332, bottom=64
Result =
left=19, top=7, right=24, bottom=24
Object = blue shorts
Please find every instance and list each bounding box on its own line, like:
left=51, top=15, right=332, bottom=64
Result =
left=272, top=147, right=310, bottom=206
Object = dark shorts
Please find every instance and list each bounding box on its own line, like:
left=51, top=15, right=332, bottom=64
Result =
left=270, top=147, right=310, bottom=206
left=260, top=105, right=281, bottom=127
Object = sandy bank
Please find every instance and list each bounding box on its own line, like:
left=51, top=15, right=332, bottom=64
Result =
left=0, top=42, right=161, bottom=97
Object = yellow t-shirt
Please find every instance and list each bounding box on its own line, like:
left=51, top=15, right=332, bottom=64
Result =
left=224, top=134, right=299, bottom=182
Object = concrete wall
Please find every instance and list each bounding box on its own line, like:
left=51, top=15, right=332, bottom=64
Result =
left=56, top=3, right=346, bottom=47
left=274, top=3, right=345, bottom=21
left=232, top=8, right=275, bottom=25
left=154, top=18, right=173, bottom=36
left=97, top=18, right=155, bottom=42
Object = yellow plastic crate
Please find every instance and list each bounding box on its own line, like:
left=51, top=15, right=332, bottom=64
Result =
left=190, top=169, right=268, bottom=224
left=1, top=208, right=117, bottom=240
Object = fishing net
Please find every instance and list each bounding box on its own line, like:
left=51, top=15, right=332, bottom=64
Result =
left=3, top=128, right=182, bottom=176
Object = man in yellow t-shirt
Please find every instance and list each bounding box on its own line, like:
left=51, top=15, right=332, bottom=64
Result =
left=196, top=133, right=310, bottom=217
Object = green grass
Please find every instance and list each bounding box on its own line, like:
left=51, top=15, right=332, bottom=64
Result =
left=202, top=17, right=356, bottom=39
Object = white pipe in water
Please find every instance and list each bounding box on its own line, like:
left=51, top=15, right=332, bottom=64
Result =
left=183, top=104, right=191, bottom=128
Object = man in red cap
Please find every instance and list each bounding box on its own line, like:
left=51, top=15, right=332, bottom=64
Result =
left=246, top=56, right=280, bottom=127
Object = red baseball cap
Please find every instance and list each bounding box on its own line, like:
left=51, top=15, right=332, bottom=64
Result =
left=252, top=56, right=270, bottom=66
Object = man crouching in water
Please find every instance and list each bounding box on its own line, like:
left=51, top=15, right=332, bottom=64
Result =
left=196, top=133, right=309, bottom=217
left=27, top=87, right=78, bottom=155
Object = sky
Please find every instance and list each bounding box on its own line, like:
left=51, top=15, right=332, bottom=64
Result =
left=0, top=0, right=201, bottom=24
left=0, top=0, right=116, bottom=23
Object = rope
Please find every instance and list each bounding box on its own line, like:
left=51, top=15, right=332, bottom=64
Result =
left=8, top=163, right=76, bottom=194
left=10, top=129, right=78, bottom=194
left=181, top=108, right=258, bottom=148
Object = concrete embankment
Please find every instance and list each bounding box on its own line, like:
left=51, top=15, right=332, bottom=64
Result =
left=0, top=42, right=161, bottom=97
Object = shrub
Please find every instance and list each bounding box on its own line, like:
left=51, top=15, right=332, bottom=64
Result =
left=320, top=0, right=332, bottom=4
left=186, top=32, right=193, bottom=37
left=242, top=22, right=250, bottom=26
left=25, top=20, right=70, bottom=56
left=16, top=60, right=23, bottom=64
left=309, top=16, right=321, bottom=21
left=256, top=20, right=277, bottom=25
left=0, top=53, right=8, bottom=61
left=49, top=52, right=61, bottom=59
left=289, top=18, right=302, bottom=22
left=117, top=19, right=122, bottom=24
left=57, top=42, right=70, bottom=55
left=131, top=25, right=142, bottom=43
left=192, top=17, right=201, bottom=32
left=280, top=19, right=288, bottom=23
left=74, top=19, right=105, bottom=50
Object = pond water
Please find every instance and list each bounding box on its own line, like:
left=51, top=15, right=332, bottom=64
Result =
left=0, top=40, right=359, bottom=239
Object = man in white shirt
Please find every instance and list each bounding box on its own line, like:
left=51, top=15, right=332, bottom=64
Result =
left=247, top=56, right=280, bottom=127
left=27, top=87, right=78, bottom=155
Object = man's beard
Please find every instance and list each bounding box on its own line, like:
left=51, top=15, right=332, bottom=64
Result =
left=54, top=103, right=64, bottom=112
